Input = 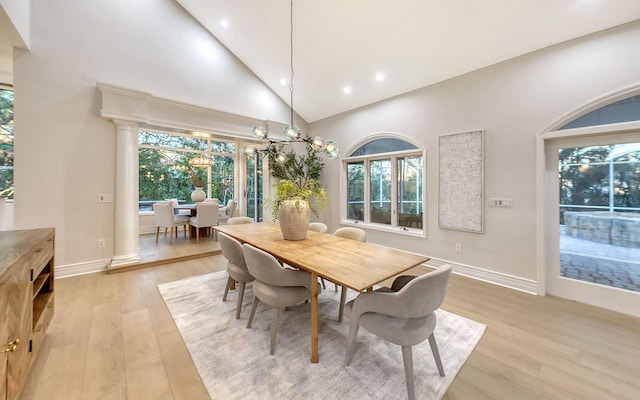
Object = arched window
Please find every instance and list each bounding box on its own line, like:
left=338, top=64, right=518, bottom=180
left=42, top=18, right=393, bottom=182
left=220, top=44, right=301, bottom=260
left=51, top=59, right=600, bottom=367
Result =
left=560, top=95, right=640, bottom=129
left=343, top=136, right=424, bottom=233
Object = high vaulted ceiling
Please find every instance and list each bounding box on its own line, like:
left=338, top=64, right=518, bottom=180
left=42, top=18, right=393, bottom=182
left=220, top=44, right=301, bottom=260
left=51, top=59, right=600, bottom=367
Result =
left=176, top=0, right=640, bottom=123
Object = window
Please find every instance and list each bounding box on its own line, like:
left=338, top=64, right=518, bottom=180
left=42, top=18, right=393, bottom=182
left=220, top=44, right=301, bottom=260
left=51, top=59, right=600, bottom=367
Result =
left=0, top=88, right=13, bottom=199
left=560, top=95, right=640, bottom=129
left=138, top=130, right=235, bottom=211
left=344, top=137, right=424, bottom=232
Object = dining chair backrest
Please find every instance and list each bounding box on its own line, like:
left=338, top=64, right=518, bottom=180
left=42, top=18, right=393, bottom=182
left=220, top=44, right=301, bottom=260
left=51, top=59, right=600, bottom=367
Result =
left=153, top=202, right=174, bottom=227
left=334, top=227, right=366, bottom=242
left=195, top=202, right=219, bottom=226
left=308, top=222, right=328, bottom=233
left=203, top=198, right=219, bottom=204
left=227, top=216, right=255, bottom=225
left=218, top=232, right=248, bottom=272
left=224, top=200, right=237, bottom=217
left=165, top=198, right=179, bottom=207
left=385, top=264, right=453, bottom=319
left=242, top=244, right=312, bottom=291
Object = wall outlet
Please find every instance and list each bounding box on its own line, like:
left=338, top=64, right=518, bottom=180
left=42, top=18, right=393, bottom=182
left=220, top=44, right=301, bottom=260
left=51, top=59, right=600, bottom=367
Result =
left=97, top=239, right=105, bottom=248
left=98, top=194, right=113, bottom=203
left=455, top=243, right=463, bottom=253
left=489, top=198, right=512, bottom=208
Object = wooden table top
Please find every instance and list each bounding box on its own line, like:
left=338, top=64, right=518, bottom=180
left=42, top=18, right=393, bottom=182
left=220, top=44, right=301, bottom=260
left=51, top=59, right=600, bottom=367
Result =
left=215, top=222, right=430, bottom=292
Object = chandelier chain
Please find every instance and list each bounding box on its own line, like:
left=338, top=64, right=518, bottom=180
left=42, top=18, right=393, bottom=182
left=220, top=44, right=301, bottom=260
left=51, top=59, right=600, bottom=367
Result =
left=289, top=0, right=294, bottom=126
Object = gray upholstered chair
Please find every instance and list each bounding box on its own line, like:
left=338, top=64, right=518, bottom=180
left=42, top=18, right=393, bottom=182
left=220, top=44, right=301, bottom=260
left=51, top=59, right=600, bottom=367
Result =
left=333, top=226, right=366, bottom=241
left=227, top=216, right=255, bottom=225
left=242, top=243, right=320, bottom=355
left=308, top=222, right=328, bottom=233
left=345, top=264, right=453, bottom=400
left=153, top=202, right=189, bottom=244
left=217, top=199, right=237, bottom=224
left=219, top=233, right=254, bottom=319
left=189, top=202, right=219, bottom=242
left=333, top=226, right=366, bottom=322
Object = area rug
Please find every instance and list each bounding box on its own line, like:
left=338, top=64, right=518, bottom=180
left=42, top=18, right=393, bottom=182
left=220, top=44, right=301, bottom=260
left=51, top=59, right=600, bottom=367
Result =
left=158, top=271, right=486, bottom=399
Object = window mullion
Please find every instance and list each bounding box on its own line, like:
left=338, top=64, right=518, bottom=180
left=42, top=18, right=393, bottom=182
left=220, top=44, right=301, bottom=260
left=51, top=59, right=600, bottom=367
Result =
left=391, top=156, right=398, bottom=227
left=363, top=159, right=371, bottom=224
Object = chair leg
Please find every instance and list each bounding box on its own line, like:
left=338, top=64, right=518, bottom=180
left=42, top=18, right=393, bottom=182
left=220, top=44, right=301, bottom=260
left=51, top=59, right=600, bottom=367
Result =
left=320, top=277, right=327, bottom=289
left=169, top=227, right=174, bottom=245
left=222, top=276, right=233, bottom=301
left=246, top=296, right=259, bottom=328
left=428, top=334, right=446, bottom=377
left=183, top=225, right=187, bottom=238
left=235, top=282, right=246, bottom=319
left=338, top=285, right=347, bottom=323
left=155, top=227, right=160, bottom=243
left=270, top=307, right=280, bottom=355
left=345, top=319, right=360, bottom=366
left=401, top=346, right=416, bottom=400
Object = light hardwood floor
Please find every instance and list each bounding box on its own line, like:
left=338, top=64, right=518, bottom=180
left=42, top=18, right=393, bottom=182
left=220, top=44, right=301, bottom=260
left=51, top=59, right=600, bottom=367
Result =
left=18, top=252, right=640, bottom=399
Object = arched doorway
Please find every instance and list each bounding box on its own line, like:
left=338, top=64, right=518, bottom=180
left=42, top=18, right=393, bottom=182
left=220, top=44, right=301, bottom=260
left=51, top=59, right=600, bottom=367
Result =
left=540, top=92, right=640, bottom=317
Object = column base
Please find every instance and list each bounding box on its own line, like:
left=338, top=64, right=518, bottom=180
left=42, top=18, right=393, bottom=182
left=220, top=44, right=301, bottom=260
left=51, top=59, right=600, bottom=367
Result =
left=109, top=253, right=141, bottom=270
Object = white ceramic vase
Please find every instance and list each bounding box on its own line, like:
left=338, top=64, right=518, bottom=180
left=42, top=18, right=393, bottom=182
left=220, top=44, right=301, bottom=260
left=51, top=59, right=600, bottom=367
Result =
left=191, top=187, right=206, bottom=203
left=278, top=198, right=310, bottom=241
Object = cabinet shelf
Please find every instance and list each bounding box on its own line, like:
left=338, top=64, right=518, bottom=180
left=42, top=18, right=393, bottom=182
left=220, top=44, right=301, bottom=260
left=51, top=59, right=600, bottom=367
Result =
left=32, top=291, right=53, bottom=328
left=32, top=273, right=50, bottom=300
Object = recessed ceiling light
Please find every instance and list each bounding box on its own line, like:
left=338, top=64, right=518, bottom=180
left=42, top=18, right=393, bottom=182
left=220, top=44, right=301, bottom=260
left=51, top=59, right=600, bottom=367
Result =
left=375, top=73, right=385, bottom=82
left=220, top=19, right=229, bottom=29
left=343, top=86, right=351, bottom=94
left=280, top=78, right=287, bottom=86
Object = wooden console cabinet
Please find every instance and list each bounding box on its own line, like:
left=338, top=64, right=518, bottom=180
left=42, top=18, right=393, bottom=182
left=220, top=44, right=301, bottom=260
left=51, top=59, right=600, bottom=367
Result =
left=0, top=228, right=55, bottom=400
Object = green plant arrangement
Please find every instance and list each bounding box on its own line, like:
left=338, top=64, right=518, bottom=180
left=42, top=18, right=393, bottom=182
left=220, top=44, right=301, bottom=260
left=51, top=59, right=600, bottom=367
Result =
left=265, top=142, right=328, bottom=221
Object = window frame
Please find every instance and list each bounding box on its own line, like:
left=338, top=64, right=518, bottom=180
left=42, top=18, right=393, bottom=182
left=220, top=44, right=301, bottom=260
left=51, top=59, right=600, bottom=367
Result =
left=341, top=139, right=426, bottom=237
left=137, top=129, right=238, bottom=213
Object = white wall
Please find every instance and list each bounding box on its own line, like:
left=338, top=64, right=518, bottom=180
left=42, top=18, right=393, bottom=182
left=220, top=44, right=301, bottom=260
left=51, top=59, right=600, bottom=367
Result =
left=311, top=20, right=640, bottom=283
left=12, top=0, right=640, bottom=288
left=0, top=0, right=30, bottom=48
left=13, top=0, right=294, bottom=268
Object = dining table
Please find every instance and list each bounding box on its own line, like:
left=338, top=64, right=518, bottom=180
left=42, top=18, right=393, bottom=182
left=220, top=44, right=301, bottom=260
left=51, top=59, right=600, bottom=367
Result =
left=214, top=222, right=430, bottom=363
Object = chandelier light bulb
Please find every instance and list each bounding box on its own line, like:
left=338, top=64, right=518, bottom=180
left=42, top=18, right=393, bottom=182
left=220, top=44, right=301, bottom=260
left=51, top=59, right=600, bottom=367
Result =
left=284, top=125, right=300, bottom=140
left=276, top=152, right=287, bottom=164
left=309, top=136, right=325, bottom=150
left=252, top=126, right=269, bottom=140
left=243, top=145, right=257, bottom=156
left=324, top=140, right=338, bottom=153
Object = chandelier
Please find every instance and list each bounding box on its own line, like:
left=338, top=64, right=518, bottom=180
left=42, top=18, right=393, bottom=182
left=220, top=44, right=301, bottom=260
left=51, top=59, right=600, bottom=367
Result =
left=243, top=0, right=339, bottom=162
left=188, top=152, right=214, bottom=168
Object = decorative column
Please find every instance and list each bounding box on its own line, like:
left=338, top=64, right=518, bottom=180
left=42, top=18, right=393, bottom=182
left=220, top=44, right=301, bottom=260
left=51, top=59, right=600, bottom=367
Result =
left=109, top=119, right=141, bottom=269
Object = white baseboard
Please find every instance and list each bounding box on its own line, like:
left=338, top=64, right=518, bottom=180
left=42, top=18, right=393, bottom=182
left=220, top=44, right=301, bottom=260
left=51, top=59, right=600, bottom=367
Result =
left=54, top=251, right=539, bottom=295
left=55, top=259, right=110, bottom=278
left=140, top=225, right=156, bottom=235
left=425, top=257, right=538, bottom=295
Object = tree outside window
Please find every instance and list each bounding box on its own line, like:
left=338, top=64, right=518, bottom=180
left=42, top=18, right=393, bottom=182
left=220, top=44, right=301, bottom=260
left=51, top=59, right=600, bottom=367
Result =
left=558, top=143, right=640, bottom=223
left=0, top=88, right=13, bottom=199
left=138, top=130, right=235, bottom=210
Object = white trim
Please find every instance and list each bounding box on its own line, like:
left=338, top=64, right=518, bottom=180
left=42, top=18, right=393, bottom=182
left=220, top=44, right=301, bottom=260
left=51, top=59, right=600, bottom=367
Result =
left=97, top=83, right=289, bottom=138
left=541, top=84, right=640, bottom=133
left=536, top=83, right=640, bottom=315
left=426, top=257, right=538, bottom=295
left=139, top=224, right=156, bottom=235
left=55, top=259, right=110, bottom=278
